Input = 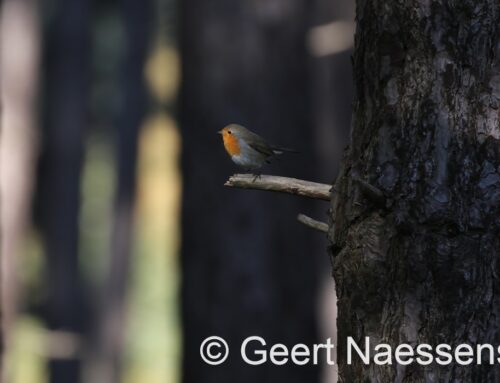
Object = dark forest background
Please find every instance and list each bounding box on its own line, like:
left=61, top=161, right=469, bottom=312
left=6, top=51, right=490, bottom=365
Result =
left=0, top=0, right=353, bottom=382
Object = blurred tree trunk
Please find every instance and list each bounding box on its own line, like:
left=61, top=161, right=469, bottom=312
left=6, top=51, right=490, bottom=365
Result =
left=180, top=1, right=322, bottom=382
left=330, top=1, right=500, bottom=381
left=39, top=0, right=89, bottom=382
left=0, top=0, right=39, bottom=379
left=308, top=1, right=354, bottom=382
left=309, top=0, right=354, bottom=177
left=92, top=1, right=150, bottom=382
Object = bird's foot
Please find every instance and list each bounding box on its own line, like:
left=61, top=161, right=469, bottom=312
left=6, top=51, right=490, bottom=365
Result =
left=251, top=173, right=262, bottom=182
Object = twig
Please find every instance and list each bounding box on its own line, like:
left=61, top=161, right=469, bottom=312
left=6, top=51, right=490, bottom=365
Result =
left=352, top=176, right=386, bottom=206
left=225, top=174, right=331, bottom=201
left=297, top=214, right=329, bottom=233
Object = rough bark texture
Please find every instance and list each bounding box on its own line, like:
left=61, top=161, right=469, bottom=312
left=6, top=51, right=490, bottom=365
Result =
left=180, top=1, right=322, bottom=382
left=330, top=1, right=500, bottom=382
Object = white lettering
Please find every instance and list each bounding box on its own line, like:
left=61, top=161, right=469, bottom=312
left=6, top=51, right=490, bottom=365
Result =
left=291, top=344, right=310, bottom=365
left=270, top=344, right=288, bottom=365
left=455, top=344, right=474, bottom=365
left=395, top=344, right=414, bottom=365
left=477, top=344, right=494, bottom=365
left=435, top=344, right=452, bottom=365
left=241, top=336, right=267, bottom=365
left=347, top=337, right=370, bottom=365
left=415, top=344, right=433, bottom=365
left=374, top=344, right=392, bottom=365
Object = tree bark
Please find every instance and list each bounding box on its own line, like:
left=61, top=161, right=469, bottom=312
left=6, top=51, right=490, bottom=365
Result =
left=180, top=1, right=322, bottom=382
left=330, top=1, right=500, bottom=382
left=225, top=174, right=332, bottom=201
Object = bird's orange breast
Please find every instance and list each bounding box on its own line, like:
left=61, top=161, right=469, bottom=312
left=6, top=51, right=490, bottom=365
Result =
left=222, top=132, right=241, bottom=156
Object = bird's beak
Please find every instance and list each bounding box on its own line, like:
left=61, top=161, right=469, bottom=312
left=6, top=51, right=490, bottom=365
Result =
left=217, top=130, right=223, bottom=135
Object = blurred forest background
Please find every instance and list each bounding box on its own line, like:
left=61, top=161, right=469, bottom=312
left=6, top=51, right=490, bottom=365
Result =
left=0, top=0, right=354, bottom=382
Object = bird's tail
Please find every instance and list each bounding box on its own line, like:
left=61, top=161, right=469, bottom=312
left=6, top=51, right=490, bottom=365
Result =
left=272, top=146, right=299, bottom=155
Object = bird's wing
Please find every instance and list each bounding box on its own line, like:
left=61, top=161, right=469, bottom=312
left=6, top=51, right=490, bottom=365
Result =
left=246, top=129, right=297, bottom=156
left=249, top=142, right=274, bottom=157
left=270, top=146, right=298, bottom=154
left=247, top=132, right=275, bottom=157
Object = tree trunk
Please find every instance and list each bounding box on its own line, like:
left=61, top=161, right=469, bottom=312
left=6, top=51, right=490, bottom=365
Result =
left=309, top=3, right=355, bottom=382
left=0, top=0, right=39, bottom=378
left=330, top=1, right=500, bottom=382
left=180, top=1, right=322, bottom=382
left=39, top=0, right=89, bottom=381
left=92, top=1, right=150, bottom=382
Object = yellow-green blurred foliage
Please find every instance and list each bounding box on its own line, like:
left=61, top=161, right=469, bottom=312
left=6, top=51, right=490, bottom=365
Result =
left=7, top=42, right=181, bottom=383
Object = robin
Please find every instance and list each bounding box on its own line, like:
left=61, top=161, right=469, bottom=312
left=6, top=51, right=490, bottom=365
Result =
left=218, top=123, right=297, bottom=171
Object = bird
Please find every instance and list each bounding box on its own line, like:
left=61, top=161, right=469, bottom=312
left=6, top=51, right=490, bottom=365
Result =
left=218, top=123, right=297, bottom=172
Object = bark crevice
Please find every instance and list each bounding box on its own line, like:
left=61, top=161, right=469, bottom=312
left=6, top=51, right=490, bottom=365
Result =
left=331, top=1, right=500, bottom=381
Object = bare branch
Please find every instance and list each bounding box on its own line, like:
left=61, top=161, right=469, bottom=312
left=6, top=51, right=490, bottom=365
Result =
left=225, top=174, right=332, bottom=201
left=297, top=213, right=329, bottom=233
left=352, top=176, right=386, bottom=206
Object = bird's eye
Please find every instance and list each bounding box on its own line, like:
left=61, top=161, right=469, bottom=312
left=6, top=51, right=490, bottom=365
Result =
left=227, top=130, right=232, bottom=134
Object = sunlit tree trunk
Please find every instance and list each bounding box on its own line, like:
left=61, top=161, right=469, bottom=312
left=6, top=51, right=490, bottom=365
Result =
left=330, top=1, right=500, bottom=381
left=0, top=0, right=40, bottom=380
